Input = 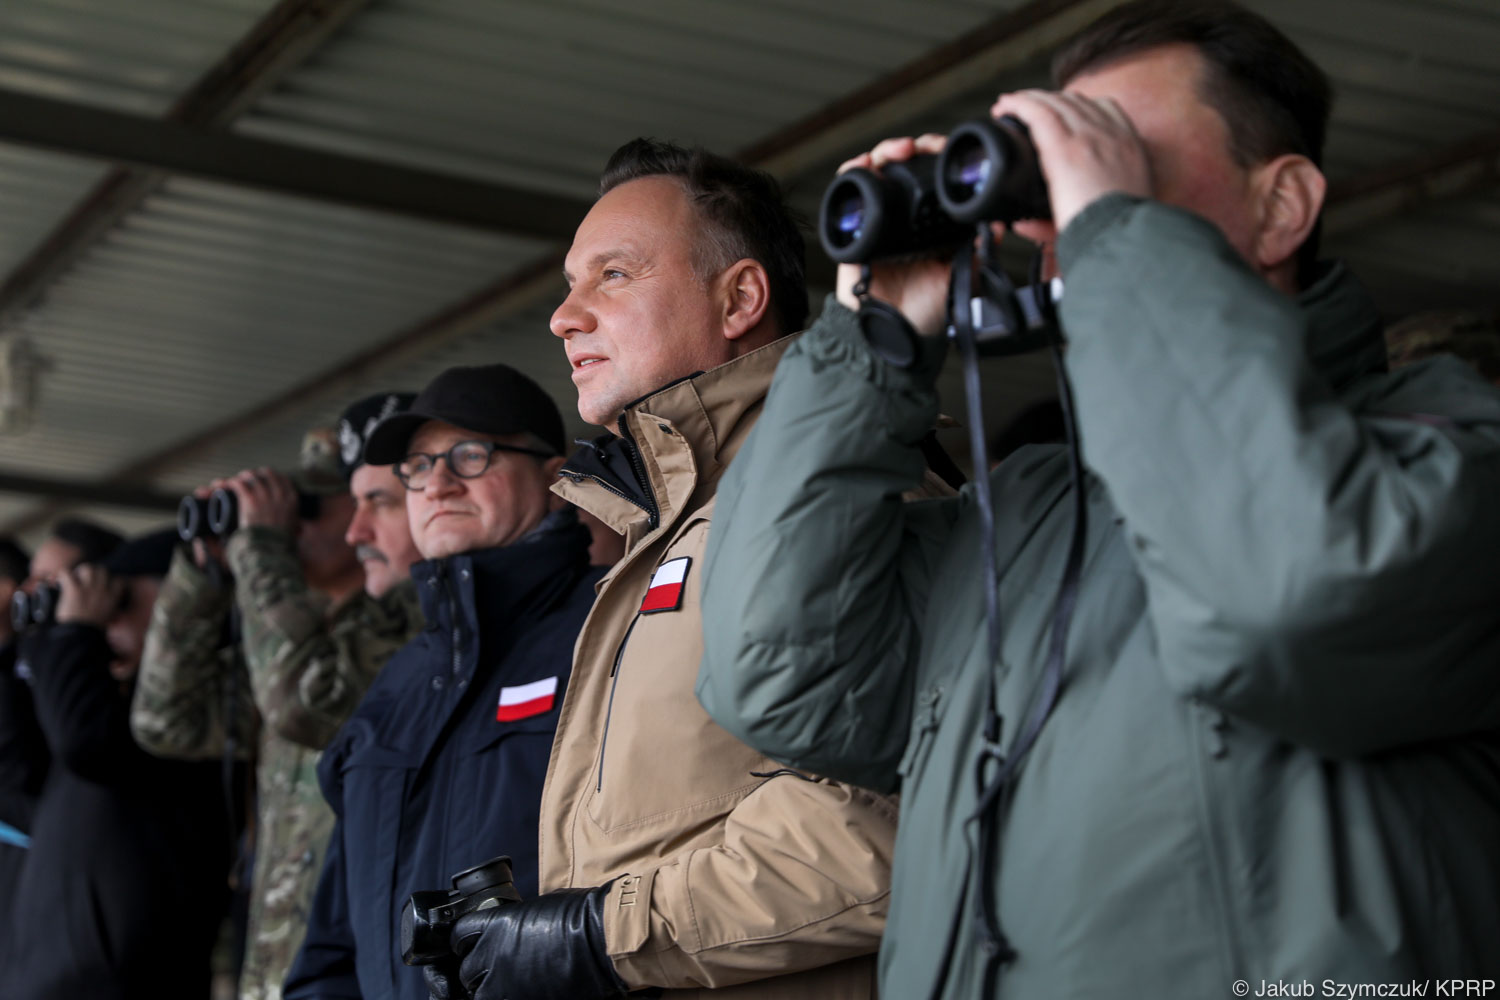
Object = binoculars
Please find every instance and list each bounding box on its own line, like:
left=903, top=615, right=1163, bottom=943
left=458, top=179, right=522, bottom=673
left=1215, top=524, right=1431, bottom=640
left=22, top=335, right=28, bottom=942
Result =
left=176, top=486, right=322, bottom=543
left=11, top=583, right=59, bottom=633
left=819, top=115, right=1050, bottom=264
left=400, top=856, right=522, bottom=967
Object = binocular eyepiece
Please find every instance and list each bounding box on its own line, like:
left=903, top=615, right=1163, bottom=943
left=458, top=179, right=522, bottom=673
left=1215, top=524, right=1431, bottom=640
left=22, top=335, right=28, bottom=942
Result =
left=400, top=855, right=521, bottom=967
left=11, top=583, right=59, bottom=633
left=176, top=486, right=323, bottom=543
left=819, top=115, right=1050, bottom=265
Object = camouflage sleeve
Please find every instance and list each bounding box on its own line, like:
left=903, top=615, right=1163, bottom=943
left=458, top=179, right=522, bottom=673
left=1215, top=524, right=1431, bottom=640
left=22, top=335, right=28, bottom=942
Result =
left=227, top=526, right=422, bottom=750
left=130, top=545, right=258, bottom=760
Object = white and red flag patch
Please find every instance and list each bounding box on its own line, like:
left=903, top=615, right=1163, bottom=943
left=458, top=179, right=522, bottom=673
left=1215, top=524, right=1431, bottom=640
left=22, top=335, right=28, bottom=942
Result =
left=640, top=557, right=691, bottom=614
left=496, top=676, right=559, bottom=722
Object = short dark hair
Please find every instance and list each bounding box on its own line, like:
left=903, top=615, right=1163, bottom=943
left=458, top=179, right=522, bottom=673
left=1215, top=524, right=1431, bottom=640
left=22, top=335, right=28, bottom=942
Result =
left=1053, top=0, right=1332, bottom=276
left=0, top=538, right=29, bottom=584
left=50, top=518, right=124, bottom=566
left=599, top=138, right=809, bottom=336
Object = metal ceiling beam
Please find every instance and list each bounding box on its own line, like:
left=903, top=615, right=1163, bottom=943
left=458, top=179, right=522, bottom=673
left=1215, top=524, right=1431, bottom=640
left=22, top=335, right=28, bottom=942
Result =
left=1324, top=126, right=1500, bottom=236
left=0, top=88, right=594, bottom=243
left=0, top=471, right=179, bottom=513
left=0, top=0, right=373, bottom=327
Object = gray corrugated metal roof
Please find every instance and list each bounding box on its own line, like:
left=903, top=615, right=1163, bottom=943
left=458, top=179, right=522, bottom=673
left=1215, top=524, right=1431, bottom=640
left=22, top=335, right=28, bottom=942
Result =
left=0, top=0, right=282, bottom=114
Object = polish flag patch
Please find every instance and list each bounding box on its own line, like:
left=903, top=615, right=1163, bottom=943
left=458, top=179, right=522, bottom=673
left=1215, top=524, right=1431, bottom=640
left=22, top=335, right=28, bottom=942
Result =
left=496, top=676, right=559, bottom=722
left=640, top=557, right=691, bottom=614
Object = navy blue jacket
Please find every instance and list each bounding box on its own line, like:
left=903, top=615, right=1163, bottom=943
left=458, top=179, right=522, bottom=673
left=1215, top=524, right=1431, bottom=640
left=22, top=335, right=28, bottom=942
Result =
left=284, top=515, right=602, bottom=1000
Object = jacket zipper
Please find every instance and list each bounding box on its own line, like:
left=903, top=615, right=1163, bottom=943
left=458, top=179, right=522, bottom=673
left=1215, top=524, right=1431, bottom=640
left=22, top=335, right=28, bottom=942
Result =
left=441, top=569, right=462, bottom=678
left=595, top=613, right=640, bottom=792
left=615, top=418, right=660, bottom=530
left=1187, top=698, right=1244, bottom=980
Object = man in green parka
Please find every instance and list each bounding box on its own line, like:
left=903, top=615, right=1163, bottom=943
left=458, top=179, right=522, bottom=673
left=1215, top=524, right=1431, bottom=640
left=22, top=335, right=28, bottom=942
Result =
left=698, top=2, right=1500, bottom=997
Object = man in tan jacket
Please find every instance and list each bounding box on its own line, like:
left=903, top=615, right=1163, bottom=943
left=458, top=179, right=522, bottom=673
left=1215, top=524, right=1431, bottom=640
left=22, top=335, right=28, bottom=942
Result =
left=425, top=139, right=898, bottom=1000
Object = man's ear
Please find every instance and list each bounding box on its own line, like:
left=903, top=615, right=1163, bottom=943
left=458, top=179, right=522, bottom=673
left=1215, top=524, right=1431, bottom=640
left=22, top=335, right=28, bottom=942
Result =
left=1253, top=154, right=1326, bottom=276
left=720, top=259, right=772, bottom=342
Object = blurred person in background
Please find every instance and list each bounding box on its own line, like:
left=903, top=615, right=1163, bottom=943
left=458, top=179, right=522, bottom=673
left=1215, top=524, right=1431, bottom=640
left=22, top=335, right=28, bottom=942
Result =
left=1, top=518, right=123, bottom=948
left=131, top=424, right=372, bottom=1000
left=2, top=529, right=234, bottom=1000
left=0, top=537, right=36, bottom=945
left=25, top=517, right=123, bottom=587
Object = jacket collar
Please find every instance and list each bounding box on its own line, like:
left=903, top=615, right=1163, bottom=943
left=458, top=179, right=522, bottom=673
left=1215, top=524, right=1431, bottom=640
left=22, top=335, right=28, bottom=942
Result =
left=555, top=335, right=796, bottom=538
left=411, top=509, right=589, bottom=629
left=1300, top=260, right=1387, bottom=391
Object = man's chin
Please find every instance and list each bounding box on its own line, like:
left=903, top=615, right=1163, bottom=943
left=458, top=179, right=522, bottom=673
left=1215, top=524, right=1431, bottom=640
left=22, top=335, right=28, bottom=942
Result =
left=416, top=529, right=488, bottom=562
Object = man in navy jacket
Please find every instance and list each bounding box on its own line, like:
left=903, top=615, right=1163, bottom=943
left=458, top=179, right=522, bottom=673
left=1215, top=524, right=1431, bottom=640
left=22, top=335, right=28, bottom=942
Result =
left=284, top=364, right=604, bottom=1000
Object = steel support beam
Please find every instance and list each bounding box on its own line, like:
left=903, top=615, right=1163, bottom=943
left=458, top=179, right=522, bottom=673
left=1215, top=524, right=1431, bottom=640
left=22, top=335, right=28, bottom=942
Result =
left=0, top=471, right=179, bottom=513
left=0, top=88, right=593, bottom=243
left=1324, top=127, right=1500, bottom=236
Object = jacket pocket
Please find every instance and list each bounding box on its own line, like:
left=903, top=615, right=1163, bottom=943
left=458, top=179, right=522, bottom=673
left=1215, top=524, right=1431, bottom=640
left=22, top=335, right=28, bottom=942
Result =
left=585, top=523, right=766, bottom=833
left=459, top=711, right=559, bottom=896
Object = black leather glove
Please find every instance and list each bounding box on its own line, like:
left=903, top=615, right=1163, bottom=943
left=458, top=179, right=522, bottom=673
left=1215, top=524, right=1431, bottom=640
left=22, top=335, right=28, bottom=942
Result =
left=422, top=885, right=628, bottom=1000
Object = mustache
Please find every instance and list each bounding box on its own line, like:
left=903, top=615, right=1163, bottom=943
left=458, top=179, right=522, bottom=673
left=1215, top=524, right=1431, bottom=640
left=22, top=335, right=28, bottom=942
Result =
left=355, top=545, right=388, bottom=564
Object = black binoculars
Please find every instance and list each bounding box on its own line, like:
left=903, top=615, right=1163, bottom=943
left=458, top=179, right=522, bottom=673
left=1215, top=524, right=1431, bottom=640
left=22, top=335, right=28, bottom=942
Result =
left=176, top=486, right=322, bottom=542
left=819, top=115, right=1050, bottom=264
left=11, top=583, right=59, bottom=633
left=400, top=856, right=522, bottom=967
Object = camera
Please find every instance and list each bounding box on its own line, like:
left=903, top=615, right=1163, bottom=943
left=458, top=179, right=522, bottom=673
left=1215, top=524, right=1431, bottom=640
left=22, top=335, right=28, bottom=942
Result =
left=400, top=855, right=522, bottom=967
left=11, top=583, right=59, bottom=632
left=176, top=486, right=323, bottom=542
left=817, top=116, right=1050, bottom=264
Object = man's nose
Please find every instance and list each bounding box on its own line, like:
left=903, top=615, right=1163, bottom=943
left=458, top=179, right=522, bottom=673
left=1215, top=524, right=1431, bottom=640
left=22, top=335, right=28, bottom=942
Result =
left=424, top=459, right=464, bottom=498
left=344, top=508, right=372, bottom=548
left=550, top=289, right=595, bottom=340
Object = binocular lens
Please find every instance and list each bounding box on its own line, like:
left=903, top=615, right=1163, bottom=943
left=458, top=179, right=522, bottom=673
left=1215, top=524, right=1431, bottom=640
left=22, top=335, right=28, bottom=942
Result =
left=944, top=139, right=992, bottom=202
left=831, top=192, right=866, bottom=247
left=935, top=116, right=1050, bottom=225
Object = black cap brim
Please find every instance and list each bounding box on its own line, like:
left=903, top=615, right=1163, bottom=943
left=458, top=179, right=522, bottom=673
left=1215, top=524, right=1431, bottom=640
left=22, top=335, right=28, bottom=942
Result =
left=362, top=412, right=433, bottom=466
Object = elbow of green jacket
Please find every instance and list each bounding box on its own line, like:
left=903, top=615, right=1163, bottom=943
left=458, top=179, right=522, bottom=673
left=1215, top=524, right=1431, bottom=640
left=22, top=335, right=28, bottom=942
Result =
left=696, top=647, right=900, bottom=794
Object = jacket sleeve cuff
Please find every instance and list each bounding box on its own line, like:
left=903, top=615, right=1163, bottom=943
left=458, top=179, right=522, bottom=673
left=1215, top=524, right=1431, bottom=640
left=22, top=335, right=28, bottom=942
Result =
left=807, top=294, right=948, bottom=385
left=1054, top=191, right=1144, bottom=275
left=226, top=525, right=296, bottom=571
left=600, top=868, right=661, bottom=989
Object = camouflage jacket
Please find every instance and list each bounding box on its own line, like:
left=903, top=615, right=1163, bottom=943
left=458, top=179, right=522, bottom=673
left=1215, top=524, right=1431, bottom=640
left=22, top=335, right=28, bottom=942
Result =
left=132, top=536, right=422, bottom=1000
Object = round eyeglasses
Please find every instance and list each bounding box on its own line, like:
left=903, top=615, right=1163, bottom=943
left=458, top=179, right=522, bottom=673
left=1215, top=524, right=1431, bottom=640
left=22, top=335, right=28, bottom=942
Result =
left=395, top=440, right=554, bottom=490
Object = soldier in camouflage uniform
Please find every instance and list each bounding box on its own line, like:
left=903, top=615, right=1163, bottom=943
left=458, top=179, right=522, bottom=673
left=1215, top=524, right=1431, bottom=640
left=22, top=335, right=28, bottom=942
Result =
left=131, top=393, right=425, bottom=1000
left=1385, top=306, right=1500, bottom=385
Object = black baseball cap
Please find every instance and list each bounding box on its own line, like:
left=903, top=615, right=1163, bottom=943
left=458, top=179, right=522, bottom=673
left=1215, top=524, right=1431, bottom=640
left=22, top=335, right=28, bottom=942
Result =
left=337, top=391, right=416, bottom=476
left=363, top=364, right=565, bottom=465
